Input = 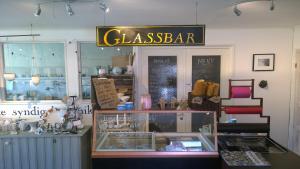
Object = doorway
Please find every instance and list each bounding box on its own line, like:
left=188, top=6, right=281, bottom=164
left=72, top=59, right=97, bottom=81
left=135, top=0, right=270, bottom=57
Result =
left=135, top=46, right=233, bottom=109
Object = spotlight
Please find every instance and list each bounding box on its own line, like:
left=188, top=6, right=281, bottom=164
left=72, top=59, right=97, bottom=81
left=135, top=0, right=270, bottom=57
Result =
left=65, top=1, right=74, bottom=16
left=270, top=0, right=275, bottom=11
left=34, top=4, right=41, bottom=16
left=100, top=2, right=110, bottom=13
left=233, top=5, right=241, bottom=16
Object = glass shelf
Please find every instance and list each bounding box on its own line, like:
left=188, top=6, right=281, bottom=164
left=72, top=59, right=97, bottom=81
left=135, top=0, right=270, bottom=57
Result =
left=5, top=77, right=66, bottom=101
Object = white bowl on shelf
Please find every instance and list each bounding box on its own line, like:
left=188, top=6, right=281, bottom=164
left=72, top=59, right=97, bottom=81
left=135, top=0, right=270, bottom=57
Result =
left=31, top=75, right=40, bottom=85
left=3, top=73, right=16, bottom=81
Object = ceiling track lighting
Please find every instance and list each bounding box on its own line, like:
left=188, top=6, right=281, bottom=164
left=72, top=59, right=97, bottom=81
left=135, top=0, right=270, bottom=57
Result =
left=65, top=1, right=74, bottom=16
left=234, top=5, right=242, bottom=16
left=270, top=0, right=275, bottom=11
left=34, top=4, right=41, bottom=16
left=233, top=0, right=275, bottom=16
left=33, top=0, right=108, bottom=17
left=99, top=2, right=110, bottom=13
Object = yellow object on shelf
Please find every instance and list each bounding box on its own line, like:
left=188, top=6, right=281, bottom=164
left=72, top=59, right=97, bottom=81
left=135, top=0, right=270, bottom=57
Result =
left=192, top=79, right=207, bottom=96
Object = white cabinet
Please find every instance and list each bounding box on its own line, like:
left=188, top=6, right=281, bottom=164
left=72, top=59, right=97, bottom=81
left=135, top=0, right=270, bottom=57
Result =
left=0, top=127, right=91, bottom=169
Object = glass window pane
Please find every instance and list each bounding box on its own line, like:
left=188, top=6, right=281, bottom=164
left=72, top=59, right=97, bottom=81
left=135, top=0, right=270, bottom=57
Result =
left=80, top=42, right=132, bottom=99
left=3, top=43, right=66, bottom=101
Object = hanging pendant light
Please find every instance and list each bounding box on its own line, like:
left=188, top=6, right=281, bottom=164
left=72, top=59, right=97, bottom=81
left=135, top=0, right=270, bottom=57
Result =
left=30, top=24, right=40, bottom=86
left=31, top=40, right=40, bottom=86
left=3, top=39, right=16, bottom=81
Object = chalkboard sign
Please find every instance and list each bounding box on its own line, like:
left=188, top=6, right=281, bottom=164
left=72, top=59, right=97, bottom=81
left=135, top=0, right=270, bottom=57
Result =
left=92, top=78, right=118, bottom=109
left=192, top=55, right=220, bottom=86
left=148, top=56, right=177, bottom=108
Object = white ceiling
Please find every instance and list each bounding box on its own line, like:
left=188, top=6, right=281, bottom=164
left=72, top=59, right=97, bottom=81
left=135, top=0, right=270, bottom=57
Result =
left=0, top=0, right=300, bottom=30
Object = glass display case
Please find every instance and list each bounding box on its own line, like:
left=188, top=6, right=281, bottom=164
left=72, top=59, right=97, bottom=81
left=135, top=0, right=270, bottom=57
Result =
left=92, top=110, right=218, bottom=158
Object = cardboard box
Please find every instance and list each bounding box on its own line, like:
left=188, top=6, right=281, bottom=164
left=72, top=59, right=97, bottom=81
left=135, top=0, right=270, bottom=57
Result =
left=112, top=55, right=129, bottom=67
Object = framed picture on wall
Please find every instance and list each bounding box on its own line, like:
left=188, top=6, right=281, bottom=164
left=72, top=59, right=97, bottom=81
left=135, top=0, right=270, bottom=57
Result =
left=252, top=53, right=275, bottom=71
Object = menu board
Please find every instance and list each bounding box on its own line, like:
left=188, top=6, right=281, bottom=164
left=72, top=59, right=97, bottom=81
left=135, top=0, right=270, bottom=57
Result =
left=192, top=55, right=221, bottom=86
left=148, top=56, right=177, bottom=108
left=92, top=78, right=118, bottom=109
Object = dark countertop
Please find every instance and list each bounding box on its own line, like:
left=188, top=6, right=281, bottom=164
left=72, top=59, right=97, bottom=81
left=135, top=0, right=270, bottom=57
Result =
left=219, top=135, right=300, bottom=169
left=262, top=151, right=300, bottom=169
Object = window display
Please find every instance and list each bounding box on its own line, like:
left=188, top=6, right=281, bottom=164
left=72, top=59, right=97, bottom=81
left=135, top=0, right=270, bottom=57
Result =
left=1, top=43, right=66, bottom=101
left=92, top=110, right=218, bottom=158
left=79, top=42, right=133, bottom=99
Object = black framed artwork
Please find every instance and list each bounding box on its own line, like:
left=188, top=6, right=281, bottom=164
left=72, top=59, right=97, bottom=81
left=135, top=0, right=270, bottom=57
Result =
left=252, top=53, right=275, bottom=71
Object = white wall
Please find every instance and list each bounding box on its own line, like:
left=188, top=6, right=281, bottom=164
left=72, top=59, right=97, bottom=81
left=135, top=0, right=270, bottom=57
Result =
left=289, top=26, right=300, bottom=152
left=206, top=28, right=294, bottom=147
left=0, top=28, right=294, bottom=147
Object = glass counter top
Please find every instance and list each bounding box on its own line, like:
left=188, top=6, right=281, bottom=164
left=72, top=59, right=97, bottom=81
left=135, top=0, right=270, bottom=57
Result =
left=92, top=110, right=218, bottom=158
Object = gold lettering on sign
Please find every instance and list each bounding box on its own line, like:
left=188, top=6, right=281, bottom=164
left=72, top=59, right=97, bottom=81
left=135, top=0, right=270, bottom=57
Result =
left=144, top=33, right=154, bottom=43
left=164, top=33, right=173, bottom=43
left=122, top=33, right=131, bottom=44
left=103, top=29, right=121, bottom=46
left=133, top=33, right=142, bottom=44
left=174, top=33, right=183, bottom=44
left=98, top=26, right=204, bottom=46
left=154, top=32, right=163, bottom=43
left=187, top=33, right=195, bottom=44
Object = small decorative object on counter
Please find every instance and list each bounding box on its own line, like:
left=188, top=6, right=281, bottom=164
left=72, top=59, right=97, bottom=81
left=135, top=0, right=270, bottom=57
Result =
left=97, top=66, right=106, bottom=76
left=62, top=96, right=84, bottom=132
left=112, top=67, right=122, bottom=75
left=125, top=102, right=134, bottom=110
left=208, top=96, right=220, bottom=103
left=26, top=119, right=40, bottom=133
left=177, top=99, right=190, bottom=110
left=126, top=65, right=133, bottom=74
left=141, top=94, right=152, bottom=110
left=170, top=97, right=177, bottom=109
left=117, top=104, right=126, bottom=111
left=107, top=65, right=113, bottom=74
left=159, top=97, right=166, bottom=110
left=192, top=96, right=203, bottom=105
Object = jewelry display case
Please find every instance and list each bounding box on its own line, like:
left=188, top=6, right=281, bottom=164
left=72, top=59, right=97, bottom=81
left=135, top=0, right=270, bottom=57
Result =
left=92, top=110, right=218, bottom=158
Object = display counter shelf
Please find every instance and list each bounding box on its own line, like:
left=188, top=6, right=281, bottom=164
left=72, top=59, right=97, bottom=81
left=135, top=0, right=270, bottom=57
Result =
left=92, top=110, right=218, bottom=158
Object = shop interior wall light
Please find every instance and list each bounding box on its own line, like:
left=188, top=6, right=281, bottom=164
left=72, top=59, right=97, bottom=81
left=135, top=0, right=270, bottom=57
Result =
left=233, top=0, right=275, bottom=16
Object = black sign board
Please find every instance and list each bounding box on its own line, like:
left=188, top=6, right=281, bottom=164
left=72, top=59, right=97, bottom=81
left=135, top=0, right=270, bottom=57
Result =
left=148, top=56, right=177, bottom=108
left=192, top=55, right=221, bottom=86
left=96, top=25, right=205, bottom=47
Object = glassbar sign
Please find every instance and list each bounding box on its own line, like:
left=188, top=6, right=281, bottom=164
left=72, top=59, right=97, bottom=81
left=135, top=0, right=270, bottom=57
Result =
left=96, top=25, right=205, bottom=47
